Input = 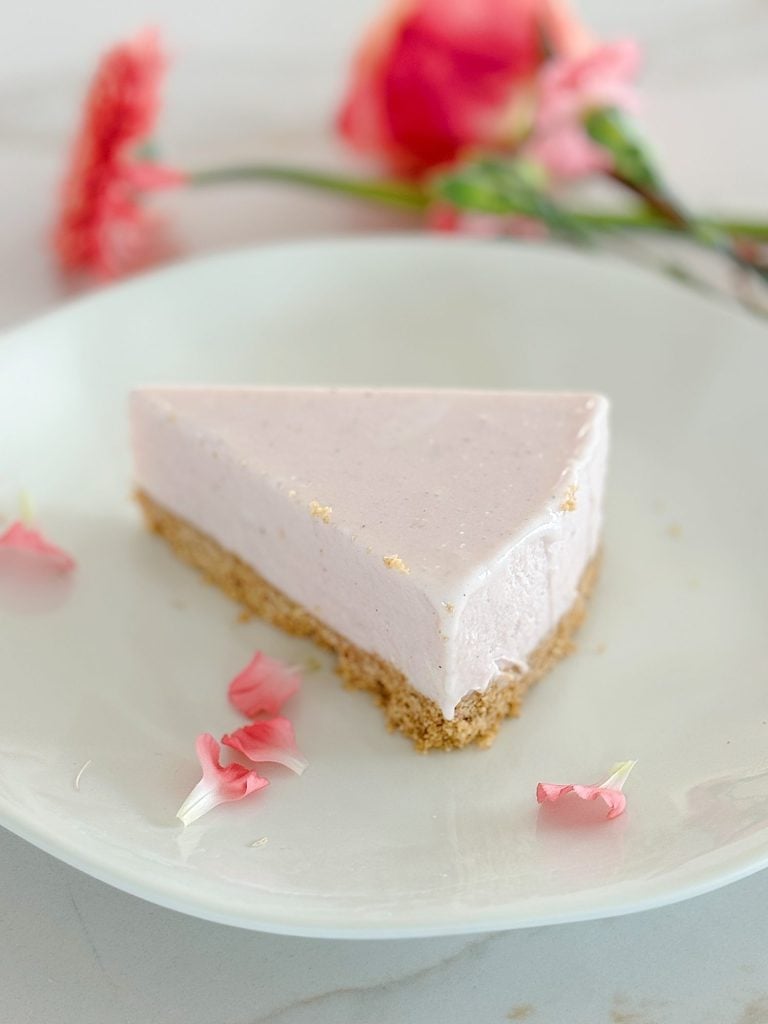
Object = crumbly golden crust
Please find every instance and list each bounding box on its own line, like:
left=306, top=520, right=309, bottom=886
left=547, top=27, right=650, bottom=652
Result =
left=137, top=490, right=599, bottom=751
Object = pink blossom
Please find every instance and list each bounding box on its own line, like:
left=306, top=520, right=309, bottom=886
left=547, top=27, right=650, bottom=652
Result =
left=536, top=760, right=637, bottom=820
left=526, top=40, right=641, bottom=180
left=53, top=28, right=183, bottom=278
left=222, top=718, right=308, bottom=776
left=228, top=652, right=301, bottom=719
left=338, top=0, right=594, bottom=176
left=0, top=521, right=76, bottom=573
left=176, top=733, right=268, bottom=826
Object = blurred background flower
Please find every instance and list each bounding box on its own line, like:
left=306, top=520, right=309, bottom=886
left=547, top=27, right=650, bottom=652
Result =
left=337, top=0, right=594, bottom=175
left=40, top=0, right=768, bottom=312
left=53, top=29, right=182, bottom=277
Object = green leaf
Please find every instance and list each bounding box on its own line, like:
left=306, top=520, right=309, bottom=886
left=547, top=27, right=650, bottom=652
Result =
left=432, top=158, right=592, bottom=243
left=584, top=108, right=661, bottom=192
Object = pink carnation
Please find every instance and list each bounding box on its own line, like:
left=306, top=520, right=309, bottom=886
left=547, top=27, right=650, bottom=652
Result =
left=338, top=0, right=594, bottom=176
left=526, top=40, right=641, bottom=180
left=53, top=28, right=183, bottom=278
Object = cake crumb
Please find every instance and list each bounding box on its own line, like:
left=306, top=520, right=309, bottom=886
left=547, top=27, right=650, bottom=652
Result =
left=384, top=554, right=410, bottom=574
left=560, top=483, right=578, bottom=512
left=593, top=642, right=607, bottom=655
left=303, top=655, right=323, bottom=674
left=288, top=489, right=297, bottom=498
left=442, top=601, right=455, bottom=614
left=667, top=522, right=682, bottom=539
left=237, top=608, right=255, bottom=623
left=507, top=1006, right=534, bottom=1021
left=309, top=501, right=332, bottom=524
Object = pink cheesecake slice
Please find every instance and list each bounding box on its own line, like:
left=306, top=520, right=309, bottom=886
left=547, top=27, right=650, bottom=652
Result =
left=131, top=387, right=608, bottom=750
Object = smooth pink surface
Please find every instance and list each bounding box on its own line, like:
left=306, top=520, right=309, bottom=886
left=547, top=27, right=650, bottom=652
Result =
left=131, top=387, right=608, bottom=717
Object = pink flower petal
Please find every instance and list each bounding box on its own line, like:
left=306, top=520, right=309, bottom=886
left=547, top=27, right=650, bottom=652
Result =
left=526, top=124, right=612, bottom=180
left=537, top=40, right=641, bottom=126
left=222, top=718, right=309, bottom=776
left=526, top=39, right=641, bottom=181
left=228, top=652, right=301, bottom=719
left=0, top=521, right=76, bottom=573
left=176, top=733, right=269, bottom=826
left=536, top=760, right=637, bottom=820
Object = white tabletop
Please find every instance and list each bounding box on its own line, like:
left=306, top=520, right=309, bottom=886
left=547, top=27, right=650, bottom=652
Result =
left=2, top=2, right=767, bottom=1021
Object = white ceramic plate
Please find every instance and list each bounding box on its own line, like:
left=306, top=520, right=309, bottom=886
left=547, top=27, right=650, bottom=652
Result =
left=1, top=237, right=767, bottom=938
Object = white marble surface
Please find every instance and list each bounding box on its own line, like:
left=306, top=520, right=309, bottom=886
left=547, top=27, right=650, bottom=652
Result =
left=3, top=827, right=768, bottom=1023
left=2, top=1, right=768, bottom=1021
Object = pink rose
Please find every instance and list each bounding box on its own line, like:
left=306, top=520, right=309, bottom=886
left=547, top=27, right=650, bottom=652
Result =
left=337, top=0, right=593, bottom=176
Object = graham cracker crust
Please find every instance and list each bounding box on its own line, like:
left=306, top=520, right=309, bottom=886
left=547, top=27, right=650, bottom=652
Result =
left=136, top=491, right=599, bottom=751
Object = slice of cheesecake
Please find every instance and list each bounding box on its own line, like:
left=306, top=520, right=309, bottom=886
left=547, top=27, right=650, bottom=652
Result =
left=131, top=387, right=608, bottom=750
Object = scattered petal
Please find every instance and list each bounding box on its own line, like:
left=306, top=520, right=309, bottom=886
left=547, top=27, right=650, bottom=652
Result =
left=536, top=760, right=637, bottom=820
left=228, top=652, right=301, bottom=719
left=222, top=718, right=308, bottom=776
left=0, top=521, right=76, bottom=573
left=176, top=733, right=268, bottom=826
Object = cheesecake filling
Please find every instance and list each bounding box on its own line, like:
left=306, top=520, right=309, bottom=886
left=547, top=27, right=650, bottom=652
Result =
left=131, top=388, right=608, bottom=719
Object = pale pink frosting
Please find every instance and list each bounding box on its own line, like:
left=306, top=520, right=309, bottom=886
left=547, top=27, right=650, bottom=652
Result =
left=131, top=388, right=608, bottom=718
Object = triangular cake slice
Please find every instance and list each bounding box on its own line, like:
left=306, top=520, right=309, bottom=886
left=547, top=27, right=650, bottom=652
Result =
left=131, top=388, right=608, bottom=750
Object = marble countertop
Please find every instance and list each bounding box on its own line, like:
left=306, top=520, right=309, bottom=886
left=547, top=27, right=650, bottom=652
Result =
left=4, top=828, right=768, bottom=1023
left=2, top=1, right=767, bottom=1021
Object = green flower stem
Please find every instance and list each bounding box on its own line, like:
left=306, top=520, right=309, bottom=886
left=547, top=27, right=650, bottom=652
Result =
left=576, top=209, right=768, bottom=240
left=187, top=164, right=429, bottom=210
left=609, top=171, right=768, bottom=281
left=187, top=162, right=768, bottom=245
left=709, top=219, right=768, bottom=241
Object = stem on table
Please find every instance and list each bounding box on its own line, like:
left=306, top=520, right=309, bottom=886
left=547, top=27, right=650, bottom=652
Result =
left=609, top=171, right=768, bottom=283
left=574, top=210, right=768, bottom=241
left=187, top=163, right=768, bottom=244
left=187, top=164, right=429, bottom=211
